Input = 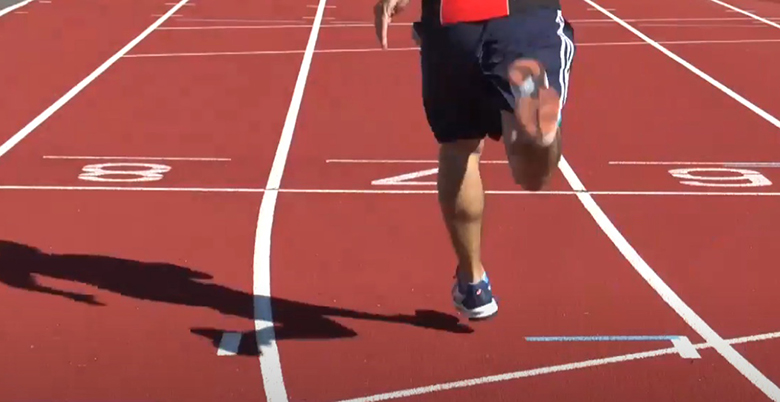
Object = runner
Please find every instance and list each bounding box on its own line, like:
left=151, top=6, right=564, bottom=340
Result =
left=374, top=0, right=575, bottom=320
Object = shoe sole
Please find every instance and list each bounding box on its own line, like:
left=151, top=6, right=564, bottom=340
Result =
left=453, top=299, right=499, bottom=321
left=508, top=59, right=561, bottom=147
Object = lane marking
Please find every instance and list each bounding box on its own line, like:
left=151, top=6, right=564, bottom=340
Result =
left=251, top=0, right=327, bottom=400
left=334, top=330, right=780, bottom=402
left=78, top=163, right=171, bottom=183
left=0, top=0, right=191, bottom=160
left=525, top=335, right=701, bottom=359
left=709, top=0, right=780, bottom=30
left=327, top=158, right=440, bottom=163
left=371, top=167, right=438, bottom=185
left=586, top=2, right=780, bottom=135
left=217, top=332, right=242, bottom=356
left=0, top=0, right=34, bottom=17
left=157, top=23, right=360, bottom=29
left=123, top=38, right=780, bottom=58
left=668, top=167, right=772, bottom=188
left=157, top=16, right=780, bottom=29
left=43, top=155, right=231, bottom=161
left=170, top=17, right=310, bottom=24
left=337, top=158, right=780, bottom=168
left=671, top=336, right=701, bottom=359
left=154, top=20, right=780, bottom=30
left=635, top=23, right=769, bottom=28
left=4, top=185, right=780, bottom=197
left=610, top=161, right=780, bottom=167
left=0, top=185, right=263, bottom=192
left=280, top=188, right=780, bottom=196
left=579, top=1, right=780, bottom=399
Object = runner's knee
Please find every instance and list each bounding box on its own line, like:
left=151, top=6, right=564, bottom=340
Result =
left=437, top=139, right=484, bottom=199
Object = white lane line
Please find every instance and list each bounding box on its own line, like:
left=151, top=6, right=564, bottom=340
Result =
left=0, top=0, right=191, bottom=160
left=671, top=336, right=701, bottom=359
left=123, top=38, right=780, bottom=58
left=580, top=1, right=780, bottom=399
left=42, top=155, right=231, bottom=161
left=334, top=159, right=780, bottom=167
left=585, top=1, right=780, bottom=133
left=0, top=0, right=34, bottom=18
left=156, top=16, right=780, bottom=29
left=251, top=0, right=327, bottom=400
left=635, top=23, right=769, bottom=28
left=3, top=185, right=780, bottom=197
left=173, top=17, right=309, bottom=23
left=217, top=332, right=242, bottom=356
left=709, top=0, right=780, bottom=30
left=328, top=158, right=495, bottom=163
left=0, top=185, right=263, bottom=192
left=371, top=167, right=438, bottom=186
left=610, top=161, right=780, bottom=167
left=332, top=330, right=780, bottom=402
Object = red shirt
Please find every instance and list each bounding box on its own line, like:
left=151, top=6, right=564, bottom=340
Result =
left=439, top=0, right=509, bottom=24
left=435, top=0, right=561, bottom=24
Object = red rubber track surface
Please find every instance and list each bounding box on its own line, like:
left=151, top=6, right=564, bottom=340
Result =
left=0, top=0, right=175, bottom=142
left=1, top=0, right=780, bottom=400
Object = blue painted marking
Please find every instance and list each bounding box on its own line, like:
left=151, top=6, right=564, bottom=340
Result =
left=525, top=335, right=681, bottom=342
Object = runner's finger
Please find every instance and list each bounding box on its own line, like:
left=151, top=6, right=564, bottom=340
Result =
left=373, top=2, right=384, bottom=48
left=382, top=11, right=390, bottom=49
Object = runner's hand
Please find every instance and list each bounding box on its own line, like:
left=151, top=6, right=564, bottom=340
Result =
left=374, top=0, right=411, bottom=49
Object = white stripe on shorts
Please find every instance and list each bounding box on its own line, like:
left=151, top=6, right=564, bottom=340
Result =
left=555, top=10, right=575, bottom=120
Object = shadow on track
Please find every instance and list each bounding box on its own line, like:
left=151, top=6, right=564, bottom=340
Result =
left=0, top=240, right=472, bottom=355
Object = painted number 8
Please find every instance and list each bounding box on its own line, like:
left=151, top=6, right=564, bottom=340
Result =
left=79, top=163, right=171, bottom=182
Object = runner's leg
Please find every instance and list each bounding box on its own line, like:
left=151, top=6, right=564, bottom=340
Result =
left=483, top=8, right=575, bottom=190
left=416, top=18, right=499, bottom=319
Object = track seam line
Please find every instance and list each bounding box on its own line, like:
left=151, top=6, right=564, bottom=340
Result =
left=0, top=0, right=34, bottom=18
left=578, top=1, right=780, bottom=400
left=0, top=0, right=191, bottom=159
left=709, top=0, right=780, bottom=29
left=251, top=0, right=328, bottom=400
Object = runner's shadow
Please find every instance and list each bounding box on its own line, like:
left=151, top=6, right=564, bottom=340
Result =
left=0, top=240, right=472, bottom=351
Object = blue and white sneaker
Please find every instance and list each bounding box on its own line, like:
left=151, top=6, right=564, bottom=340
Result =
left=452, top=272, right=498, bottom=320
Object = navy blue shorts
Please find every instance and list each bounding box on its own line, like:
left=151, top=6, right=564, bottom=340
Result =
left=415, top=6, right=576, bottom=143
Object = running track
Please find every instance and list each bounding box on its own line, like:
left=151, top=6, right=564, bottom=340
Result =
left=2, top=0, right=780, bottom=400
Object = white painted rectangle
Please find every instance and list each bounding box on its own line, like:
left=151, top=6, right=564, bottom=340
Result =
left=217, top=332, right=242, bottom=356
